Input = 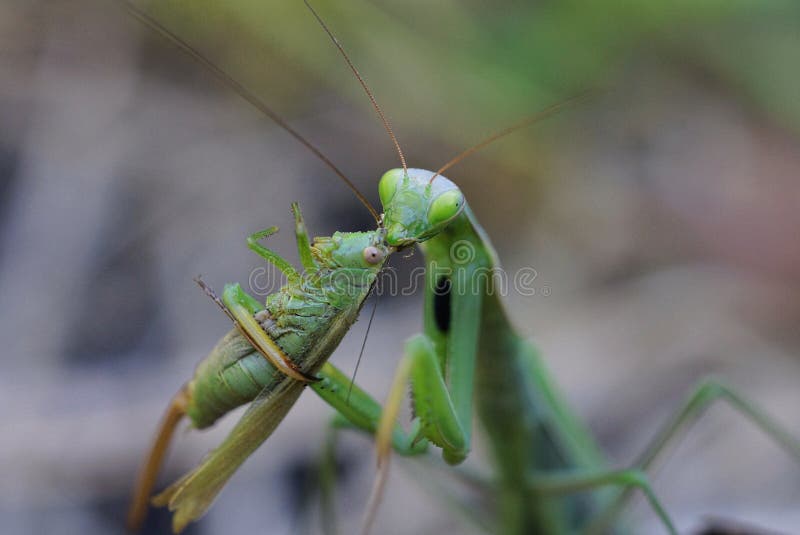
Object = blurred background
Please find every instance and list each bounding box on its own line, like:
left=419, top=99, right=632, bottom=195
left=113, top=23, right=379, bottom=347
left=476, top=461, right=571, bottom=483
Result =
left=2, top=0, right=800, bottom=533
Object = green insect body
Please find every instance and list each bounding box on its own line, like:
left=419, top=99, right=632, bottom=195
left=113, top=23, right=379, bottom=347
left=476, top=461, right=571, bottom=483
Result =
left=369, top=165, right=800, bottom=535
left=186, top=326, right=275, bottom=429
left=128, top=205, right=398, bottom=533
left=187, top=231, right=387, bottom=428
left=379, top=168, right=605, bottom=533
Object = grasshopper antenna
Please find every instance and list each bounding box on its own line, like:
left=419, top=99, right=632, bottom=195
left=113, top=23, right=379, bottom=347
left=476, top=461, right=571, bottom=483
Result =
left=303, top=0, right=408, bottom=176
left=347, top=283, right=380, bottom=404
left=123, top=1, right=381, bottom=225
left=429, top=91, right=592, bottom=183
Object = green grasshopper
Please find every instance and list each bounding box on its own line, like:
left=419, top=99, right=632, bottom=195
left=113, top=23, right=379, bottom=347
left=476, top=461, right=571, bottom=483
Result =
left=126, top=2, right=800, bottom=534
left=125, top=204, right=412, bottom=532
left=125, top=5, right=426, bottom=533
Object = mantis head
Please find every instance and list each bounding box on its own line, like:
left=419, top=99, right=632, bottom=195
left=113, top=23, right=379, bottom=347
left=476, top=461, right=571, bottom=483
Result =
left=379, top=168, right=465, bottom=248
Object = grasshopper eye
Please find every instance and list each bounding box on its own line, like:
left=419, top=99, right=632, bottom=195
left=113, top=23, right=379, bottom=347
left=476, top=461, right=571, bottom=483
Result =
left=363, top=246, right=384, bottom=264
left=379, top=169, right=403, bottom=206
left=428, top=190, right=464, bottom=226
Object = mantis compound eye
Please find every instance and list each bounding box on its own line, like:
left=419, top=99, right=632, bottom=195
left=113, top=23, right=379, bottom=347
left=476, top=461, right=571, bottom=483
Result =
left=428, top=189, right=464, bottom=226
left=363, top=246, right=384, bottom=264
left=378, top=169, right=403, bottom=206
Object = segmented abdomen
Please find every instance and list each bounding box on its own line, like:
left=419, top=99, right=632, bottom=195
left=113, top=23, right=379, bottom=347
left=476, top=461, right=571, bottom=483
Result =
left=184, top=282, right=346, bottom=429
left=186, top=328, right=281, bottom=429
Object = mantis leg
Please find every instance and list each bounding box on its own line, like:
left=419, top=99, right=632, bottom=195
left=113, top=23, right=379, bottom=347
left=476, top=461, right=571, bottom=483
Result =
left=582, top=378, right=800, bottom=534
left=311, top=362, right=428, bottom=456
left=373, top=334, right=470, bottom=465
left=312, top=362, right=429, bottom=535
left=350, top=331, right=473, bottom=535
left=314, top=362, right=495, bottom=535
left=528, top=468, right=677, bottom=535
left=347, top=263, right=482, bottom=532
left=373, top=262, right=484, bottom=465
left=318, top=420, right=343, bottom=535
left=440, top=264, right=483, bottom=463
left=319, top=422, right=494, bottom=535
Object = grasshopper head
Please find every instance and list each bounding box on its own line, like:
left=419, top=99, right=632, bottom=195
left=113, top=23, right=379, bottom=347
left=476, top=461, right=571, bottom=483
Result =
left=313, top=229, right=391, bottom=272
left=379, top=168, right=465, bottom=248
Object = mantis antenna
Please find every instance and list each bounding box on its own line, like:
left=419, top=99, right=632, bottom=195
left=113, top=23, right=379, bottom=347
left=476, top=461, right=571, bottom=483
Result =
left=303, top=0, right=409, bottom=176
left=123, top=1, right=382, bottom=225
left=430, top=91, right=592, bottom=183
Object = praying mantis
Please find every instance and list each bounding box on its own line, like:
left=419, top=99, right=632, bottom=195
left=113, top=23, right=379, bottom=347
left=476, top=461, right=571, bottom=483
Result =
left=126, top=2, right=800, bottom=534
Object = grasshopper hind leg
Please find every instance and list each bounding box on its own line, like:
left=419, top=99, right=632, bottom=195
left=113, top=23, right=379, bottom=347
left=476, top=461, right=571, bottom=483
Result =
left=127, top=386, right=190, bottom=532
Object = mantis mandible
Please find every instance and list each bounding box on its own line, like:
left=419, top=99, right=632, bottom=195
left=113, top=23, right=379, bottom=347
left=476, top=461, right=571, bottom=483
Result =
left=125, top=2, right=800, bottom=534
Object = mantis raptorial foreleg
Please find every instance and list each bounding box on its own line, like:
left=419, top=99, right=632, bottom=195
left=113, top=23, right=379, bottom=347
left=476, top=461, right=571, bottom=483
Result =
left=373, top=260, right=485, bottom=468
left=312, top=364, right=428, bottom=456
left=374, top=335, right=466, bottom=460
